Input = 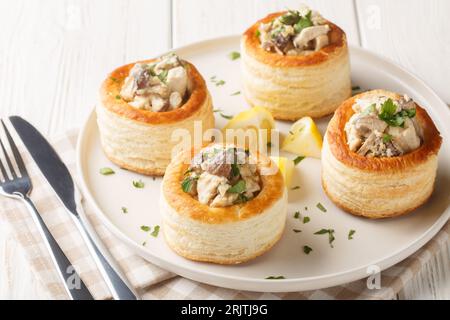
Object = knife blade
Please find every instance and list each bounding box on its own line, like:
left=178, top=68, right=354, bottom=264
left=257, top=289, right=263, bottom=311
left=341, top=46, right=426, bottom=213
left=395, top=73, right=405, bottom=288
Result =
left=10, top=116, right=138, bottom=300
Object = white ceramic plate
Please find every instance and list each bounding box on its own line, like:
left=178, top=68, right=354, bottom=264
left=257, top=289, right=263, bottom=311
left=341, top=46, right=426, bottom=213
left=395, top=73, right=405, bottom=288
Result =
left=77, top=35, right=450, bottom=292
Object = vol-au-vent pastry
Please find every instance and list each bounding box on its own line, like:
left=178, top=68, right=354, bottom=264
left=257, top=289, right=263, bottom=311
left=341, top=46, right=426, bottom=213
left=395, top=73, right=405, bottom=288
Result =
left=97, top=53, right=215, bottom=176
left=160, top=144, right=287, bottom=264
left=322, top=90, right=442, bottom=219
left=241, top=5, right=351, bottom=120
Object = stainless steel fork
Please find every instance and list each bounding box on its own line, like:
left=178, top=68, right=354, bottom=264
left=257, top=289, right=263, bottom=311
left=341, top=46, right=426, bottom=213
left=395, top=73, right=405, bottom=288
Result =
left=0, top=120, right=94, bottom=300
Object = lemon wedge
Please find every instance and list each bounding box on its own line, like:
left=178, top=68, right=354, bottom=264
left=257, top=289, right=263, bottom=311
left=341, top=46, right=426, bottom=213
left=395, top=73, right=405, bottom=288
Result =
left=271, top=156, right=294, bottom=188
left=281, top=117, right=323, bottom=158
left=223, top=106, right=275, bottom=146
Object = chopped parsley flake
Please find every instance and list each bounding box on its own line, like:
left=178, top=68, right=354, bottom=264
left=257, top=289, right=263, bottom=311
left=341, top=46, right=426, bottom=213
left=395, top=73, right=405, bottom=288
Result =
left=294, top=211, right=300, bottom=219
left=383, top=133, right=393, bottom=143
left=151, top=225, right=160, bottom=238
left=293, top=156, right=305, bottom=165
left=303, top=216, right=310, bottom=224
left=121, top=207, right=128, bottom=214
left=293, top=229, right=302, bottom=233
left=228, top=51, right=241, bottom=60
left=181, top=176, right=198, bottom=193
left=99, top=167, right=115, bottom=175
left=348, top=229, right=356, bottom=240
left=303, top=245, right=313, bottom=255
left=228, top=180, right=246, bottom=193
left=314, top=229, right=335, bottom=248
left=215, top=80, right=226, bottom=86
left=316, top=202, right=327, bottom=212
left=220, top=113, right=234, bottom=120
left=291, top=186, right=301, bottom=190
left=230, top=91, right=241, bottom=96
left=265, top=276, right=285, bottom=280
left=140, top=225, right=151, bottom=232
left=115, top=95, right=121, bottom=100
left=133, top=180, right=145, bottom=188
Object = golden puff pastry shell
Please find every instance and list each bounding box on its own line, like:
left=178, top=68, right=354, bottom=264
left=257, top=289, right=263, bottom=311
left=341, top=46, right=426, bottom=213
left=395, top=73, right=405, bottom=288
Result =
left=322, top=89, right=442, bottom=218
left=160, top=147, right=287, bottom=264
left=241, top=12, right=351, bottom=120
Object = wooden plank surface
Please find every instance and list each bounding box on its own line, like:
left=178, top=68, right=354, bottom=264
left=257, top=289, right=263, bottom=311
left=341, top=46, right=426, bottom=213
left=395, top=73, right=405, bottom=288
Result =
left=356, top=0, right=450, bottom=103
left=0, top=0, right=171, bottom=137
left=0, top=0, right=448, bottom=299
left=173, top=0, right=360, bottom=47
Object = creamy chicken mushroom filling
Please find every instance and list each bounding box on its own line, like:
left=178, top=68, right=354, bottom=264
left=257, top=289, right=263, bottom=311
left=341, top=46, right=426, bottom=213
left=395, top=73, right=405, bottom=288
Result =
left=120, top=53, right=189, bottom=112
left=258, top=7, right=330, bottom=55
left=345, top=95, right=423, bottom=157
left=181, top=146, right=261, bottom=208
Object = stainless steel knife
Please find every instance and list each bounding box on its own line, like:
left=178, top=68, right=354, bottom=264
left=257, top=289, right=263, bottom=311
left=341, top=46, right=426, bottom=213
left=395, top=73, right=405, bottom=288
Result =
left=10, top=116, right=139, bottom=300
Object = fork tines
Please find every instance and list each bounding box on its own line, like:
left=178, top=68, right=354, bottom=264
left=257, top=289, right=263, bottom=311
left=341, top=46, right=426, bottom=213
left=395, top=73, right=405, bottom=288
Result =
left=0, top=119, right=28, bottom=183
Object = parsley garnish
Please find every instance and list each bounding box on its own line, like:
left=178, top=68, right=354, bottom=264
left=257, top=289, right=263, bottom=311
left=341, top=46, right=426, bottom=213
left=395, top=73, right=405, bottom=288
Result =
left=316, top=202, right=327, bottom=212
left=220, top=113, right=233, bottom=120
left=228, top=51, right=241, bottom=60
left=293, top=156, right=305, bottom=165
left=157, top=70, right=168, bottom=83
left=314, top=229, right=335, bottom=248
left=294, top=211, right=300, bottom=219
left=293, top=229, right=302, bottom=233
left=230, top=91, right=241, bottom=96
left=99, top=167, right=115, bottom=175
left=303, top=245, right=313, bottom=255
left=228, top=180, right=246, bottom=193
left=265, top=276, right=285, bottom=280
left=303, top=216, right=310, bottom=224
left=215, top=79, right=226, bottom=86
left=294, top=11, right=313, bottom=33
left=213, top=108, right=223, bottom=113
left=348, top=229, right=356, bottom=240
left=151, top=225, right=160, bottom=238
left=280, top=10, right=301, bottom=25
left=378, top=99, right=415, bottom=127
left=115, top=95, right=122, bottom=100
left=231, top=163, right=240, bottom=177
left=110, top=77, right=118, bottom=83
left=133, top=180, right=145, bottom=188
left=181, top=176, right=198, bottom=193
left=255, top=29, right=261, bottom=37
left=140, top=225, right=151, bottom=232
left=121, top=207, right=128, bottom=214
left=291, top=186, right=301, bottom=190
left=383, top=133, right=393, bottom=143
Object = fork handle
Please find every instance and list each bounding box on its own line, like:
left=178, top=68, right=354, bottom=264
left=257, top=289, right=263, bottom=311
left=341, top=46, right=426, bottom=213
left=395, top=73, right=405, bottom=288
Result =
left=21, top=195, right=94, bottom=300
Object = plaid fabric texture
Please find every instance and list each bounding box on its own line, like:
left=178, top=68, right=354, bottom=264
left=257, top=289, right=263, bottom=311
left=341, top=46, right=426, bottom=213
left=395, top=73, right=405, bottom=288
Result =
left=0, top=126, right=448, bottom=300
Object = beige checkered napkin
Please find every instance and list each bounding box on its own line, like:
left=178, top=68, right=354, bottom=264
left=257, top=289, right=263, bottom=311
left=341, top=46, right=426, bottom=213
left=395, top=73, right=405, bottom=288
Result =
left=0, top=127, right=448, bottom=300
left=0, top=127, right=174, bottom=300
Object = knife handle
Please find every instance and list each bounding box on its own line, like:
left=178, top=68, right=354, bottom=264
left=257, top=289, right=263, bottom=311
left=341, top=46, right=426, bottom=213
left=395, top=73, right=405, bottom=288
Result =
left=71, top=211, right=139, bottom=300
left=21, top=196, right=94, bottom=300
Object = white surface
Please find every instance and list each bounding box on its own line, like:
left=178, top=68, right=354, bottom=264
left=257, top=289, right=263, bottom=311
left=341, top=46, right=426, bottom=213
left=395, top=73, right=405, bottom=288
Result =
left=77, top=37, right=450, bottom=292
left=0, top=0, right=449, bottom=299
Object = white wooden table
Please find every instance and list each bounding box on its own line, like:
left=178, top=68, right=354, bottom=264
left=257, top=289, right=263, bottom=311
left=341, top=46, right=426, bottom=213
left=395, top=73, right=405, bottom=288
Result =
left=0, top=0, right=449, bottom=299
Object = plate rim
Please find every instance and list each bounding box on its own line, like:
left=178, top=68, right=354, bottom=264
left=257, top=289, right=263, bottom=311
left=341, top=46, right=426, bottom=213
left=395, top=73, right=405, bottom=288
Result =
left=76, top=35, right=450, bottom=292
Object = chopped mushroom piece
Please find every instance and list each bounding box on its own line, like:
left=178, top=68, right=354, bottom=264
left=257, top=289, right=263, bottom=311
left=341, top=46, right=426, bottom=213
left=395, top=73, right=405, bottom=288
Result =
left=181, top=145, right=261, bottom=207
left=119, top=53, right=189, bottom=112
left=345, top=95, right=422, bottom=157
left=293, top=25, right=330, bottom=49
left=258, top=7, right=331, bottom=56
